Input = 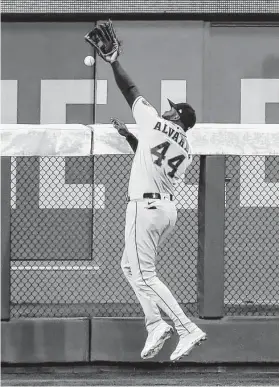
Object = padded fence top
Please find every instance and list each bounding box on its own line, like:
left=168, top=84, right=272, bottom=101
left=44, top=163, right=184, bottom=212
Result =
left=2, top=0, right=279, bottom=14
left=1, top=124, right=279, bottom=156
left=0, top=125, right=93, bottom=156
left=92, top=124, right=279, bottom=156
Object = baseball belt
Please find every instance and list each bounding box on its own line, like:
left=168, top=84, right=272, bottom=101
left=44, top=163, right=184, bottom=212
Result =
left=128, top=193, right=174, bottom=201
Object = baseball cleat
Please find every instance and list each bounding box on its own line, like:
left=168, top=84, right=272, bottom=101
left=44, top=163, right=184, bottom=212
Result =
left=141, top=323, right=174, bottom=359
left=170, top=327, right=206, bottom=362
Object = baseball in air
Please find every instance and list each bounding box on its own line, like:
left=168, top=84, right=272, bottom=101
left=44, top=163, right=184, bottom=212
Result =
left=84, top=56, right=95, bottom=66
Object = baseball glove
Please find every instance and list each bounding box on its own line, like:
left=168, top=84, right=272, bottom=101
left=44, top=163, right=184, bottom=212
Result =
left=84, top=20, right=121, bottom=63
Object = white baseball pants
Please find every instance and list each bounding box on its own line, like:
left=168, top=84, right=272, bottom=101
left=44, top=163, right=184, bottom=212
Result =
left=121, top=199, right=196, bottom=336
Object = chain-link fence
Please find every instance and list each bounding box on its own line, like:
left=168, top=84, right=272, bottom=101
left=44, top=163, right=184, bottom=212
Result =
left=10, top=155, right=279, bottom=318
left=10, top=155, right=200, bottom=318
left=224, top=155, right=279, bottom=316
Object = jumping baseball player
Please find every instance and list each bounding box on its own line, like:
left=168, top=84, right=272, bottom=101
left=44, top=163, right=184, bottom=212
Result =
left=85, top=21, right=206, bottom=361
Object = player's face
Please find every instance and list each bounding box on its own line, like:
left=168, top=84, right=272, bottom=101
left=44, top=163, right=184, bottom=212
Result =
left=162, top=107, right=180, bottom=121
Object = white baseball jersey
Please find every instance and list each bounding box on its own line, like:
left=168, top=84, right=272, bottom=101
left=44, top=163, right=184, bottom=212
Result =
left=128, top=96, right=193, bottom=199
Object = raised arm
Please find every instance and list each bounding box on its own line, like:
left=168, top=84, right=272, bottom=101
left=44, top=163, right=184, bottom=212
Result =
left=84, top=21, right=158, bottom=128
left=111, top=60, right=140, bottom=109
left=84, top=22, right=140, bottom=109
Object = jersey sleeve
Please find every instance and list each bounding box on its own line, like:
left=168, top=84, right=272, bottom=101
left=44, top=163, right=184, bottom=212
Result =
left=132, top=96, right=159, bottom=131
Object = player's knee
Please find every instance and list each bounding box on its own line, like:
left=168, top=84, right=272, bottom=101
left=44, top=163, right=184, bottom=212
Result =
left=134, top=273, right=157, bottom=290
left=133, top=276, right=146, bottom=290
left=143, top=274, right=159, bottom=288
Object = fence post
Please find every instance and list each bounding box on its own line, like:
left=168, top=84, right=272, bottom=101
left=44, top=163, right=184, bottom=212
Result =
left=197, top=155, right=225, bottom=318
left=1, top=156, right=11, bottom=320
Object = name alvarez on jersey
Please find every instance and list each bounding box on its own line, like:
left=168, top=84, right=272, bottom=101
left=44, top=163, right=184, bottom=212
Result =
left=153, top=121, right=190, bottom=153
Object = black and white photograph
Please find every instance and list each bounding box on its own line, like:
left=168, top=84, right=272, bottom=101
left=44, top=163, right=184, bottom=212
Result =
left=1, top=0, right=279, bottom=386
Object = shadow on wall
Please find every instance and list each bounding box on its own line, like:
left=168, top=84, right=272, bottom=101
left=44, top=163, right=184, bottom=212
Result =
left=262, top=55, right=279, bottom=124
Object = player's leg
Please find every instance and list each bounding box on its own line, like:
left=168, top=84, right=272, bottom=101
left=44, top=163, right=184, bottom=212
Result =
left=129, top=200, right=206, bottom=360
left=121, top=247, right=162, bottom=330
left=122, top=201, right=173, bottom=359
left=122, top=249, right=173, bottom=359
left=130, top=200, right=195, bottom=334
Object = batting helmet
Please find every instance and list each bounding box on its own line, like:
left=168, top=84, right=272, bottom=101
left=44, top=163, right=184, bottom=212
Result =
left=168, top=99, right=196, bottom=129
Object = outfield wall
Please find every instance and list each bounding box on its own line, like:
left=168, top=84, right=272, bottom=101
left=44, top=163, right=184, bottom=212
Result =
left=1, top=124, right=279, bottom=363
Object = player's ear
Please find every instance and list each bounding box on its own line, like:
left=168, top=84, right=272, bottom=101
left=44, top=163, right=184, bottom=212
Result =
left=170, top=109, right=180, bottom=121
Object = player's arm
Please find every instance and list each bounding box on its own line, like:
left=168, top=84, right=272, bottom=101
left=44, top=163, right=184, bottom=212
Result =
left=111, top=60, right=158, bottom=131
left=111, top=60, right=140, bottom=109
left=111, top=118, right=138, bottom=152
left=125, top=132, right=138, bottom=152
left=85, top=22, right=155, bottom=122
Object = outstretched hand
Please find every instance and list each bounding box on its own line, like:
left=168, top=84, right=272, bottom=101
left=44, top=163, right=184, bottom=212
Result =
left=85, top=20, right=121, bottom=64
left=111, top=118, right=130, bottom=137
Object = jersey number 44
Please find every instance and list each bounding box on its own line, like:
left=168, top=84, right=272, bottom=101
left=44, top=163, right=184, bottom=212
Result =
left=151, top=141, right=186, bottom=179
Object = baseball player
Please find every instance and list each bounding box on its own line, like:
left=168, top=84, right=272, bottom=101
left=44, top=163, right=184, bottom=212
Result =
left=86, top=22, right=206, bottom=361
left=108, top=59, right=206, bottom=360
